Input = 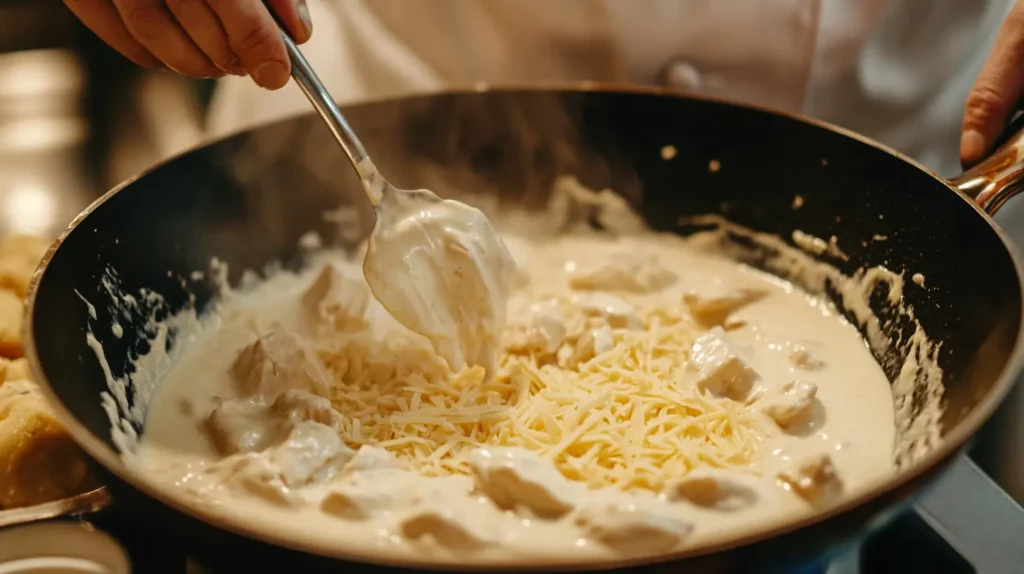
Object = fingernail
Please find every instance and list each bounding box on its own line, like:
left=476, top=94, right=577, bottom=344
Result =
left=297, top=1, right=313, bottom=39
left=252, top=60, right=288, bottom=89
left=961, top=129, right=986, bottom=162
left=225, top=57, right=246, bottom=76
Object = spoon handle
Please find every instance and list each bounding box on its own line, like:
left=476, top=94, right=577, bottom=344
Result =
left=275, top=22, right=371, bottom=171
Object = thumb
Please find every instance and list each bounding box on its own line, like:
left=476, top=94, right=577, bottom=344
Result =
left=962, top=3, right=1024, bottom=167
left=266, top=0, right=313, bottom=44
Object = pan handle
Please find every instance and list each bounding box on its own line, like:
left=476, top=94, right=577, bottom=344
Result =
left=949, top=117, right=1024, bottom=216
left=912, top=455, right=1024, bottom=573
left=0, top=487, right=111, bottom=529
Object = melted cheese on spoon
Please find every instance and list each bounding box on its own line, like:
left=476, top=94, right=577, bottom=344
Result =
left=362, top=188, right=517, bottom=375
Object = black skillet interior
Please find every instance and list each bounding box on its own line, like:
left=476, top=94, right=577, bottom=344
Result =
left=28, top=89, right=1023, bottom=569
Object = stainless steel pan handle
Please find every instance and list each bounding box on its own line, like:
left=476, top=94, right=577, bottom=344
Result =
left=950, top=119, right=1024, bottom=216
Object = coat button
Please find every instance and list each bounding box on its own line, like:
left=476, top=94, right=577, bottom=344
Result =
left=663, top=60, right=703, bottom=91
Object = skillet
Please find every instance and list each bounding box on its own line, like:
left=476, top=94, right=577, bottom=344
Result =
left=22, top=86, right=1024, bottom=571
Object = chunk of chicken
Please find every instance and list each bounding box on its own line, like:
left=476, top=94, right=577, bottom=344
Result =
left=691, top=327, right=757, bottom=400
left=683, top=281, right=765, bottom=327
left=300, top=264, right=370, bottom=332
left=230, top=331, right=331, bottom=400
left=549, top=175, right=647, bottom=235
left=219, top=421, right=354, bottom=505
left=764, top=380, right=818, bottom=430
left=401, top=478, right=499, bottom=550
left=569, top=253, right=677, bottom=293
left=504, top=299, right=570, bottom=357
left=571, top=293, right=642, bottom=330
left=528, top=300, right=567, bottom=354
left=206, top=389, right=343, bottom=455
left=342, top=445, right=405, bottom=475
left=321, top=477, right=403, bottom=520
left=469, top=447, right=579, bottom=519
left=270, top=388, right=345, bottom=429
left=666, top=470, right=758, bottom=511
left=219, top=453, right=300, bottom=505
left=575, top=501, right=693, bottom=555
left=401, top=510, right=493, bottom=551
left=777, top=453, right=843, bottom=505
left=562, top=326, right=614, bottom=368
left=788, top=345, right=825, bottom=370
left=270, top=420, right=353, bottom=487
left=206, top=398, right=276, bottom=454
left=321, top=448, right=410, bottom=520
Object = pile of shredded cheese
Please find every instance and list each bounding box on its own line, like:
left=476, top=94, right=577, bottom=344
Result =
left=320, top=292, right=767, bottom=492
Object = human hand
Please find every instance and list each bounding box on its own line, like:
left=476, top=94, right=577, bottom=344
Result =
left=63, top=0, right=311, bottom=90
left=962, top=1, right=1024, bottom=166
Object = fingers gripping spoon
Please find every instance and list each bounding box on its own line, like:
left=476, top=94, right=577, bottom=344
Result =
left=276, top=26, right=517, bottom=375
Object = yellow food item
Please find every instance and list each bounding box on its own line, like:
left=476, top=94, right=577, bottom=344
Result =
left=322, top=294, right=765, bottom=492
left=0, top=288, right=23, bottom=358
left=0, top=233, right=97, bottom=511
left=0, top=375, right=96, bottom=509
left=0, top=234, right=49, bottom=298
left=0, top=234, right=49, bottom=359
left=2, top=358, right=29, bottom=382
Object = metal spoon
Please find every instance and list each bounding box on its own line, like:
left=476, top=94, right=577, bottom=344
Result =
left=277, top=25, right=401, bottom=207
left=277, top=27, right=516, bottom=374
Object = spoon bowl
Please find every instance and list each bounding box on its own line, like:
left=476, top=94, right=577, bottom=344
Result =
left=277, top=26, right=517, bottom=374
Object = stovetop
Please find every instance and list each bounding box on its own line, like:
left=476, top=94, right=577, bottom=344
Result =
left=18, top=458, right=1024, bottom=574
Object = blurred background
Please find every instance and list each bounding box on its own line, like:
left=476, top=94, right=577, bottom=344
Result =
left=0, top=0, right=209, bottom=239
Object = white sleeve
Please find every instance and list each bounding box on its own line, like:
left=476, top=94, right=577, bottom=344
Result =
left=806, top=0, right=1012, bottom=178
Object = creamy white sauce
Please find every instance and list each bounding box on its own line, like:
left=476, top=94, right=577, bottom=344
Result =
left=358, top=157, right=517, bottom=376
left=791, top=230, right=847, bottom=261
left=126, top=235, right=894, bottom=565
left=81, top=178, right=943, bottom=567
left=362, top=188, right=516, bottom=376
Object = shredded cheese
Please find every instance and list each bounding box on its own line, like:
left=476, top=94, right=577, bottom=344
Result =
left=318, top=288, right=767, bottom=492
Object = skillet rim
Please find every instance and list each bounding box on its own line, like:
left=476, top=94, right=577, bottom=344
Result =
left=20, top=82, right=1024, bottom=570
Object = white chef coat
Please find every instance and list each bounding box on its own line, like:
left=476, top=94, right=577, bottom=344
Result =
left=207, top=0, right=1024, bottom=501
left=207, top=0, right=1021, bottom=239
